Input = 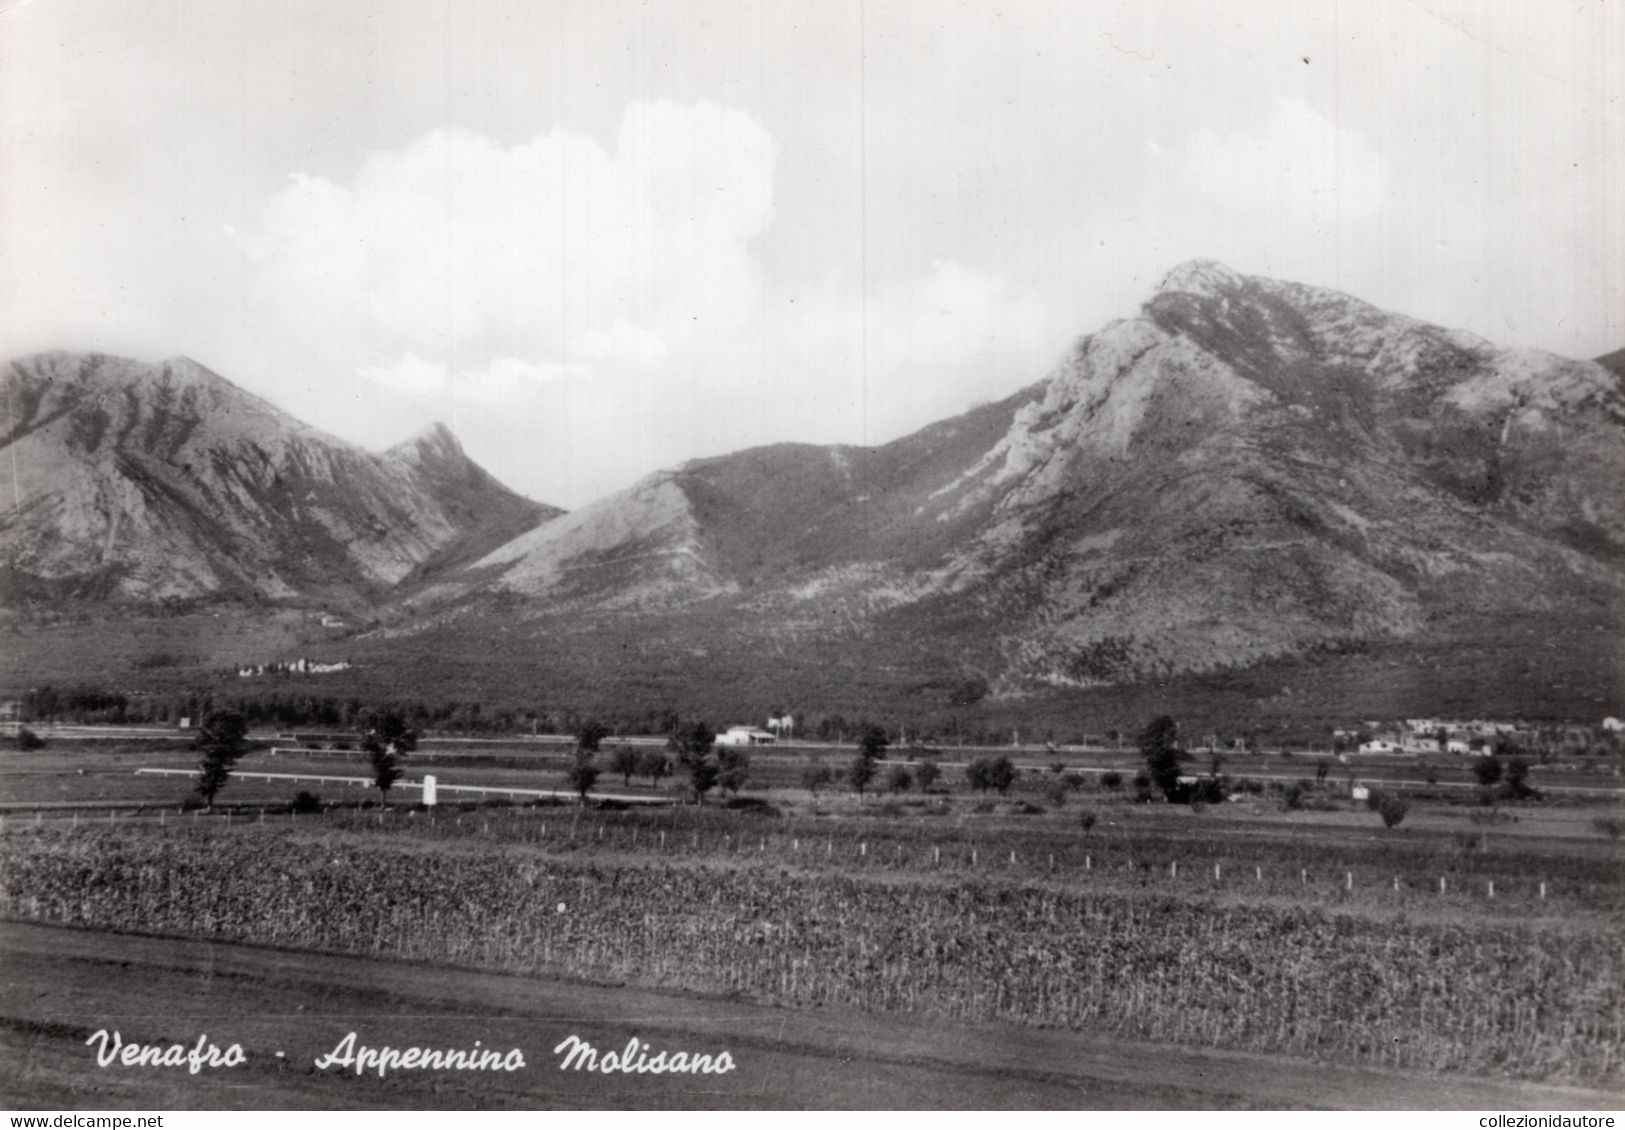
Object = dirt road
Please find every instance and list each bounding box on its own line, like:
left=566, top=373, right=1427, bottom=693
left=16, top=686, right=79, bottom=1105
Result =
left=2, top=922, right=1620, bottom=1110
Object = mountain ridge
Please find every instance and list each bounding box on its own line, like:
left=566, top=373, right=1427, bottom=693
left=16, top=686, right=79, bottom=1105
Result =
left=0, top=351, right=557, bottom=605
left=382, top=260, right=1623, bottom=705
left=4, top=263, right=1620, bottom=723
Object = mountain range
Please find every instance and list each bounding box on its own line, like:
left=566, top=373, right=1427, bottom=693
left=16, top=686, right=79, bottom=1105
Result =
left=0, top=353, right=552, bottom=605
left=4, top=262, right=1622, bottom=722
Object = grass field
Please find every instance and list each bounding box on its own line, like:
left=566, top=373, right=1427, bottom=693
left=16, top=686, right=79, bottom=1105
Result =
left=5, top=602, right=1620, bottom=741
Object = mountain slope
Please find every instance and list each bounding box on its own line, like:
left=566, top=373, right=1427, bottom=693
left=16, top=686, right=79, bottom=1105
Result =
left=387, top=261, right=1624, bottom=708
left=1596, top=347, right=1625, bottom=379
left=0, top=352, right=556, bottom=604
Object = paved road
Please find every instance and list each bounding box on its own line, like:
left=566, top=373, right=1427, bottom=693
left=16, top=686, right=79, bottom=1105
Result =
left=132, top=767, right=672, bottom=806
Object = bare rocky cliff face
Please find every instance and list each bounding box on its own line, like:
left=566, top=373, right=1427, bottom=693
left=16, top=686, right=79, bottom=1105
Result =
left=0, top=353, right=554, bottom=605
left=411, top=260, right=1624, bottom=693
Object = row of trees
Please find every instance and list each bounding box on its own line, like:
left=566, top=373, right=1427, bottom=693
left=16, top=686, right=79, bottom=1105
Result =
left=191, top=709, right=418, bottom=808
left=180, top=708, right=1547, bottom=818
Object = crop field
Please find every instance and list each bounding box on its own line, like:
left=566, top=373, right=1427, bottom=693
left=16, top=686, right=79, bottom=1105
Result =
left=3, top=730, right=1623, bottom=1108
left=3, top=802, right=1623, bottom=1095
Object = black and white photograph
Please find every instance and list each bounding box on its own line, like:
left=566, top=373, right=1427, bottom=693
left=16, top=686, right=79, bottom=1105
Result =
left=1, top=0, right=1622, bottom=1114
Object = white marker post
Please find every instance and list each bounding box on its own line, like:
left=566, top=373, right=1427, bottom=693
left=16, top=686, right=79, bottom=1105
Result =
left=422, top=775, right=437, bottom=807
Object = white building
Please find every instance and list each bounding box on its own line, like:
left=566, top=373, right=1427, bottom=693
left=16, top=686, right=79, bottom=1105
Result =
left=715, top=726, right=776, bottom=747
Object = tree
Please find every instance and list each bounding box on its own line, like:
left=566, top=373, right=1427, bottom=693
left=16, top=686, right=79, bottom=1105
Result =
left=1376, top=792, right=1409, bottom=829
left=668, top=721, right=718, bottom=804
left=1502, top=757, right=1537, bottom=800
left=1139, top=714, right=1188, bottom=801
left=194, top=710, right=249, bottom=808
left=15, top=726, right=44, bottom=751
left=849, top=752, right=878, bottom=797
left=361, top=711, right=415, bottom=799
left=718, top=747, right=751, bottom=795
left=1472, top=755, right=1504, bottom=788
left=1100, top=770, right=1123, bottom=791
left=609, top=745, right=640, bottom=787
left=637, top=748, right=672, bottom=788
left=887, top=764, right=913, bottom=793
left=576, top=719, right=611, bottom=754
left=914, top=759, right=941, bottom=793
left=987, top=756, right=1017, bottom=795
left=848, top=724, right=887, bottom=799
left=965, top=757, right=992, bottom=792
left=858, top=724, right=890, bottom=760
left=566, top=750, right=599, bottom=804
left=801, top=762, right=833, bottom=795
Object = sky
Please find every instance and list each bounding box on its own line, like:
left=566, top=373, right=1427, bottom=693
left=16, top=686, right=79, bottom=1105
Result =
left=2, top=0, right=1621, bottom=508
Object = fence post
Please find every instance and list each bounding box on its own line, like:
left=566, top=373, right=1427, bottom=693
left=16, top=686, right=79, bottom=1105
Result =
left=1539, top=881, right=1546, bottom=900
left=934, top=846, right=940, bottom=866
left=1085, top=854, right=1091, bottom=871
left=1487, top=880, right=1495, bottom=899
left=1439, top=876, right=1447, bottom=894
left=1345, top=871, right=1352, bottom=891
left=972, top=848, right=978, bottom=865
left=1214, top=863, right=1221, bottom=881
left=860, top=842, right=867, bottom=857
left=1300, top=868, right=1306, bottom=886
left=1393, top=876, right=1400, bottom=891
left=1170, top=861, right=1177, bottom=879
left=1255, top=865, right=1261, bottom=882
left=1009, top=850, right=1017, bottom=865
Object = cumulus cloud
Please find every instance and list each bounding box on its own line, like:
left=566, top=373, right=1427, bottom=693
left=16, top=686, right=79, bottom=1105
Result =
left=1158, top=96, right=1391, bottom=225
left=864, top=259, right=1056, bottom=431
left=356, top=352, right=590, bottom=403
left=249, top=100, right=776, bottom=403
left=238, top=98, right=1061, bottom=503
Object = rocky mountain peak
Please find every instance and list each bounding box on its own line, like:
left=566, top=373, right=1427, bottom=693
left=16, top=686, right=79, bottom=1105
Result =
left=0, top=352, right=550, bottom=603
left=389, top=421, right=465, bottom=464
left=1150, top=258, right=1249, bottom=301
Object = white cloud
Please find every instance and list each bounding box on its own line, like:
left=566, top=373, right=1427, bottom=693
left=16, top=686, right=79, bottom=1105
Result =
left=864, top=259, right=1057, bottom=433
left=357, top=353, right=592, bottom=404
left=355, top=352, right=446, bottom=399
left=249, top=101, right=777, bottom=406
left=245, top=100, right=1060, bottom=505
left=1166, top=96, right=1391, bottom=225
